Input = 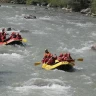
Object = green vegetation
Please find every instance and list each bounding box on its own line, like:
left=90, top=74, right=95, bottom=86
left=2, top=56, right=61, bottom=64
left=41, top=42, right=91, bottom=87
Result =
left=8, top=0, right=96, bottom=13
left=26, top=0, right=32, bottom=4
left=91, top=0, right=96, bottom=14
left=47, top=0, right=68, bottom=7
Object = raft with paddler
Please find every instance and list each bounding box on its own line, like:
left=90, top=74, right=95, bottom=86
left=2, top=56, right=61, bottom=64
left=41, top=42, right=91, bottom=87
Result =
left=35, top=49, right=83, bottom=71
left=0, top=28, right=27, bottom=46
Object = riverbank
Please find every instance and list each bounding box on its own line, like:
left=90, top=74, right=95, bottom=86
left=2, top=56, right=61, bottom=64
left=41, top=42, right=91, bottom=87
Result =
left=0, top=2, right=96, bottom=18
left=0, top=0, right=10, bottom=3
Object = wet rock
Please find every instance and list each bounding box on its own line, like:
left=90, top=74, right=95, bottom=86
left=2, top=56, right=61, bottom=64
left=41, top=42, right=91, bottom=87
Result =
left=24, top=15, right=36, bottom=19
left=80, top=8, right=91, bottom=14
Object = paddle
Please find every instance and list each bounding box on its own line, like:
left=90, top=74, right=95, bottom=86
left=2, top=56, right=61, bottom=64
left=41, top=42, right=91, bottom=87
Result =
left=77, top=58, right=83, bottom=61
left=34, top=58, right=83, bottom=66
left=22, top=38, right=27, bottom=42
left=34, top=62, right=41, bottom=66
left=34, top=57, right=53, bottom=66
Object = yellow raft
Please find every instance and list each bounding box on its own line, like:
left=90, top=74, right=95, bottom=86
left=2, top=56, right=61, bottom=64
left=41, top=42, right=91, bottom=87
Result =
left=42, top=60, right=75, bottom=71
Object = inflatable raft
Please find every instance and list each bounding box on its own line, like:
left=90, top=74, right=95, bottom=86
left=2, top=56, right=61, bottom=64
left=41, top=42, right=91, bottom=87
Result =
left=0, top=38, right=23, bottom=46
left=42, top=60, right=75, bottom=71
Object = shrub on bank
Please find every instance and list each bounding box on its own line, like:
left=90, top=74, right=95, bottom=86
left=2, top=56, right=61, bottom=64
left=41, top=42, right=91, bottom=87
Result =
left=91, top=0, right=96, bottom=14
left=8, top=0, right=96, bottom=13
left=26, top=0, right=68, bottom=7
left=47, top=0, right=68, bottom=8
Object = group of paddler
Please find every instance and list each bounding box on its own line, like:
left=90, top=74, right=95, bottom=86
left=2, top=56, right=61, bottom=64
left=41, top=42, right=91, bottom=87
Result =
left=0, top=28, right=22, bottom=42
left=35, top=48, right=83, bottom=68
left=42, top=49, right=74, bottom=65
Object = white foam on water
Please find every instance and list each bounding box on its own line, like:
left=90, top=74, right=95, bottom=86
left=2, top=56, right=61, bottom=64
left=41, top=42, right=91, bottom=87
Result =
left=39, top=16, right=52, bottom=20
left=89, top=31, right=96, bottom=39
left=45, top=27, right=55, bottom=31
left=0, top=27, right=20, bottom=33
left=0, top=53, right=22, bottom=63
left=21, top=7, right=36, bottom=11
left=32, top=30, right=50, bottom=35
left=0, top=5, right=12, bottom=8
left=91, top=73, right=96, bottom=76
left=70, top=46, right=90, bottom=54
left=7, top=78, right=73, bottom=96
left=57, top=46, right=90, bottom=54
left=80, top=75, right=91, bottom=80
left=67, top=20, right=95, bottom=27
left=5, top=15, right=22, bottom=20
left=0, top=53, right=22, bottom=59
left=0, top=53, right=23, bottom=66
left=4, top=15, right=24, bottom=25
left=79, top=75, right=93, bottom=85
left=91, top=32, right=96, bottom=36
left=8, top=22, right=23, bottom=25
left=76, top=22, right=95, bottom=27
left=75, top=66, right=84, bottom=71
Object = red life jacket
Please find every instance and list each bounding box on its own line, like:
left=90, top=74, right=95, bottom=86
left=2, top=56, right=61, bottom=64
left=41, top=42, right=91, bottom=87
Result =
left=47, top=57, right=55, bottom=65
left=44, top=52, right=52, bottom=58
left=10, top=32, right=16, bottom=39
left=1, top=33, right=6, bottom=42
left=16, top=34, right=22, bottom=39
left=0, top=33, right=2, bottom=41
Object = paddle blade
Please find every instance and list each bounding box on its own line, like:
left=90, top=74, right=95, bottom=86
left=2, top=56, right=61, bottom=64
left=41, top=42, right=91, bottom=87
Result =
left=77, top=58, right=83, bottom=61
left=22, top=38, right=27, bottom=42
left=34, top=62, right=41, bottom=66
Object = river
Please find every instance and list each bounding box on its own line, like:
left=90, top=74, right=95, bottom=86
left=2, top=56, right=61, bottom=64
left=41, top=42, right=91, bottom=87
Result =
left=0, top=3, right=96, bottom=96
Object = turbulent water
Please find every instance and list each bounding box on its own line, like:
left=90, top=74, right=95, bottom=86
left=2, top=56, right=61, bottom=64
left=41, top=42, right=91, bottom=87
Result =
left=0, top=3, right=96, bottom=96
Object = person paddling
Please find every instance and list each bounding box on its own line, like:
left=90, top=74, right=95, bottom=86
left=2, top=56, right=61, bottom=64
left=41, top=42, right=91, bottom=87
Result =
left=0, top=32, right=2, bottom=42
left=42, top=49, right=57, bottom=65
left=1, top=28, right=9, bottom=42
left=57, top=53, right=74, bottom=62
left=16, top=33, right=22, bottom=39
left=46, top=54, right=57, bottom=65
left=9, top=32, right=17, bottom=39
left=44, top=49, right=52, bottom=58
left=42, top=49, right=52, bottom=63
left=63, top=53, right=74, bottom=62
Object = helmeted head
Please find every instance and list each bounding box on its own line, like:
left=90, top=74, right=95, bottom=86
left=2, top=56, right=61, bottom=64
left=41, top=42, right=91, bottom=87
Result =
left=64, top=53, right=68, bottom=57
left=59, top=53, right=63, bottom=57
left=2, top=28, right=5, bottom=32
left=17, top=33, right=20, bottom=35
left=45, top=49, right=48, bottom=53
left=12, top=32, right=16, bottom=34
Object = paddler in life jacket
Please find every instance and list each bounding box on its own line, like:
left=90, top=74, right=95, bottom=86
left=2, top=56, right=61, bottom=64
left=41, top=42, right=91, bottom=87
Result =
left=58, top=53, right=74, bottom=62
left=16, top=33, right=22, bottom=39
left=42, top=49, right=52, bottom=63
left=62, top=53, right=74, bottom=62
left=57, top=53, right=64, bottom=62
left=1, top=28, right=8, bottom=42
left=0, top=32, right=2, bottom=41
left=44, top=49, right=52, bottom=57
left=10, top=32, right=17, bottom=39
left=42, top=49, right=57, bottom=65
left=46, top=54, right=57, bottom=65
